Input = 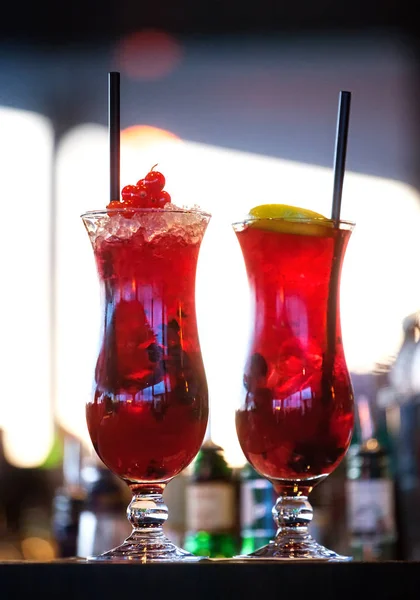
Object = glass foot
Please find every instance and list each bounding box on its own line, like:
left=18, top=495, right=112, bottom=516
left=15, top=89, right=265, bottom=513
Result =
left=234, top=495, right=352, bottom=561
left=86, top=530, right=205, bottom=563
left=235, top=533, right=351, bottom=562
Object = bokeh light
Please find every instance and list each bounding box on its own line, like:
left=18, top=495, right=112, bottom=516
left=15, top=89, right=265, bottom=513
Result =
left=0, top=106, right=54, bottom=468
left=114, top=29, right=184, bottom=80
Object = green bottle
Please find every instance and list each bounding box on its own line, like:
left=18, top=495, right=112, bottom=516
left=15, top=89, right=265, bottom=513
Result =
left=239, top=462, right=275, bottom=554
left=346, top=395, right=398, bottom=560
left=184, top=440, right=238, bottom=558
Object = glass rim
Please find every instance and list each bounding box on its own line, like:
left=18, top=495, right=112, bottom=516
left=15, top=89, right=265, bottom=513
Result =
left=81, top=207, right=212, bottom=219
left=232, top=216, right=355, bottom=229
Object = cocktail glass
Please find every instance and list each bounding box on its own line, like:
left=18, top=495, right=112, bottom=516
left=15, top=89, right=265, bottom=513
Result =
left=81, top=206, right=210, bottom=562
left=233, top=215, right=354, bottom=560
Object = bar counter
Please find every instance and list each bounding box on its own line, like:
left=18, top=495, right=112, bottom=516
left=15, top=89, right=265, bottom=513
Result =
left=1, top=560, right=419, bottom=600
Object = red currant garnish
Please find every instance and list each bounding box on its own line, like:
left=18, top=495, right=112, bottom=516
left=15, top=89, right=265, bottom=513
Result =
left=121, top=184, right=141, bottom=201
left=144, top=169, right=165, bottom=194
left=106, top=200, right=122, bottom=211
left=142, top=191, right=171, bottom=209
left=130, top=184, right=150, bottom=207
left=145, top=196, right=159, bottom=207
left=156, top=190, right=171, bottom=207
left=118, top=167, right=171, bottom=213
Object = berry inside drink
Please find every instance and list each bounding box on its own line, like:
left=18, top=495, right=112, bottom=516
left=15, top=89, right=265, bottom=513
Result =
left=235, top=217, right=353, bottom=493
left=84, top=170, right=210, bottom=485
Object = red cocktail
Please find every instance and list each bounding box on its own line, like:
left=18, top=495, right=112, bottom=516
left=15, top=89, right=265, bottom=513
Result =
left=85, top=210, right=209, bottom=484
left=233, top=212, right=354, bottom=560
left=82, top=168, right=211, bottom=562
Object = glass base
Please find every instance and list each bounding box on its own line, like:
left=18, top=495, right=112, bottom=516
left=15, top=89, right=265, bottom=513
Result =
left=235, top=533, right=352, bottom=562
left=86, top=529, right=205, bottom=563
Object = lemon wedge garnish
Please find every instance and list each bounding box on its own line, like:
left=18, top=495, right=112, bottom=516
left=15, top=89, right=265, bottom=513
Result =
left=248, top=204, right=333, bottom=236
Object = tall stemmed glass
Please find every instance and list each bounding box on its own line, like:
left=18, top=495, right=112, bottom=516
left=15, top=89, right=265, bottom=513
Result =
left=233, top=90, right=354, bottom=561
left=82, top=206, right=210, bottom=561
left=80, top=72, right=211, bottom=562
left=233, top=214, right=354, bottom=560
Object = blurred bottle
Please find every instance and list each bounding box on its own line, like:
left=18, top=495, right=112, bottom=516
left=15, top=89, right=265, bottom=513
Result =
left=163, top=473, right=188, bottom=548
left=394, top=401, right=420, bottom=559
left=239, top=462, right=275, bottom=554
left=184, top=439, right=238, bottom=558
left=346, top=394, right=398, bottom=560
left=77, top=454, right=131, bottom=558
left=308, top=470, right=339, bottom=552
left=389, top=313, right=419, bottom=400
left=387, top=315, right=420, bottom=560
left=52, top=435, right=86, bottom=558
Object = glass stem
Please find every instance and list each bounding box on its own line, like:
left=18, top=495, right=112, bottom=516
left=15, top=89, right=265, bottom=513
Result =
left=127, top=485, right=168, bottom=533
left=272, top=496, right=313, bottom=539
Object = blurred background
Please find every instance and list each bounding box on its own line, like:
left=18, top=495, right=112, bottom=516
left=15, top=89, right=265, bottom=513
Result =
left=0, top=0, right=419, bottom=561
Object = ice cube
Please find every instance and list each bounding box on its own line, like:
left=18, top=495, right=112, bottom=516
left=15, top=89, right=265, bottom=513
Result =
left=85, top=206, right=209, bottom=245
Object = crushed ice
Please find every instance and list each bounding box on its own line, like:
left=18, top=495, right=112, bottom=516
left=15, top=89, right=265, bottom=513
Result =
left=83, top=203, right=210, bottom=245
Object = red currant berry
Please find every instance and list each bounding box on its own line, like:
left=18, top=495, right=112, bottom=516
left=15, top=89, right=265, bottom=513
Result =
left=130, top=184, right=151, bottom=208
left=146, top=196, right=159, bottom=207
left=120, top=197, right=137, bottom=218
left=144, top=169, right=165, bottom=194
left=136, top=178, right=146, bottom=187
left=156, top=190, right=171, bottom=207
left=121, top=184, right=140, bottom=201
left=106, top=200, right=122, bottom=211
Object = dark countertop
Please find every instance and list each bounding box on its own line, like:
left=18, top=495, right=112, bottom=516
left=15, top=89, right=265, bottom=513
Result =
left=1, top=560, right=419, bottom=600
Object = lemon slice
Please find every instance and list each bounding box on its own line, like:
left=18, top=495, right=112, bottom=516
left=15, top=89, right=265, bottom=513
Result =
left=248, top=204, right=333, bottom=236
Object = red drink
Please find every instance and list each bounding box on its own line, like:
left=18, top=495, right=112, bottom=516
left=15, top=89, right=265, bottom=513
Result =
left=84, top=208, right=210, bottom=485
left=235, top=219, right=354, bottom=494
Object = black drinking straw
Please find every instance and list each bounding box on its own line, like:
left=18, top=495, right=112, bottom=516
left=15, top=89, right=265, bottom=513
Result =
left=108, top=71, right=120, bottom=202
left=321, top=90, right=352, bottom=411
left=331, top=91, right=351, bottom=226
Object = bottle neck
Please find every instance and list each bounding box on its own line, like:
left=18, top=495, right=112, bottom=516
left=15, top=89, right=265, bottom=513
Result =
left=192, top=443, right=232, bottom=482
